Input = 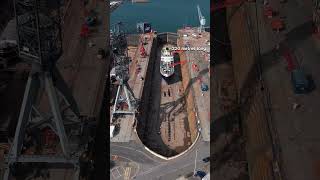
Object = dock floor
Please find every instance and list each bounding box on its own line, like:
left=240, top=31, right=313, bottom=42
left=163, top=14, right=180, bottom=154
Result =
left=178, top=28, right=210, bottom=141
left=145, top=43, right=191, bottom=154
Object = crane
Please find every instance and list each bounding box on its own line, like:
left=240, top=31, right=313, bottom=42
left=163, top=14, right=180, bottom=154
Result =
left=110, top=22, right=136, bottom=121
left=197, top=5, right=206, bottom=33
left=3, top=1, right=97, bottom=179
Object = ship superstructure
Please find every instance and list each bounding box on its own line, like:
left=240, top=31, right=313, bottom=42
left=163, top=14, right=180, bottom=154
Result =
left=160, top=45, right=174, bottom=77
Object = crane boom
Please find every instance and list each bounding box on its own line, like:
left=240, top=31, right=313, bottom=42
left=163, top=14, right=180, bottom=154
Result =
left=197, top=5, right=203, bottom=22
left=197, top=5, right=205, bottom=33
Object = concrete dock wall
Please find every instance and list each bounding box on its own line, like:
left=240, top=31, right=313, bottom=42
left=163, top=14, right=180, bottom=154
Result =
left=136, top=37, right=158, bottom=140
left=157, top=33, right=178, bottom=45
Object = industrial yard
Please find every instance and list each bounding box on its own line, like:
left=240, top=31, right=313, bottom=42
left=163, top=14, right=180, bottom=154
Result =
left=211, top=0, right=320, bottom=180
left=4, top=0, right=320, bottom=180
left=110, top=28, right=210, bottom=151
left=0, top=0, right=108, bottom=179
left=109, top=0, right=211, bottom=178
left=109, top=28, right=210, bottom=179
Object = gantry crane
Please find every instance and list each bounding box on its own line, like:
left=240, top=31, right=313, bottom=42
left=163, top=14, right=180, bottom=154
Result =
left=3, top=0, right=94, bottom=179
left=197, top=5, right=206, bottom=33
left=110, top=22, right=137, bottom=122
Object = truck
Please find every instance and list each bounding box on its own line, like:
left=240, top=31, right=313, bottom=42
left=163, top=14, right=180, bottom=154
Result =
left=291, top=69, right=315, bottom=94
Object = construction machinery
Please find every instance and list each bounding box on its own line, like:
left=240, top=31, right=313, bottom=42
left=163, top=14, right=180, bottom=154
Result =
left=3, top=1, right=96, bottom=179
left=197, top=5, right=206, bottom=33
left=291, top=69, right=315, bottom=94
left=110, top=22, right=137, bottom=121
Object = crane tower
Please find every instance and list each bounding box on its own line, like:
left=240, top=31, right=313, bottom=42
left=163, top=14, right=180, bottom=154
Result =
left=110, top=22, right=137, bottom=121
left=3, top=0, right=93, bottom=179
left=197, top=5, right=206, bottom=33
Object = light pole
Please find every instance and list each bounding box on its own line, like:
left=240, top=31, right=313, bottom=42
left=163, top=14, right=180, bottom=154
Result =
left=193, top=149, right=198, bottom=175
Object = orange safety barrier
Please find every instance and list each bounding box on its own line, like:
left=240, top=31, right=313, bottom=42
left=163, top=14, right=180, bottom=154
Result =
left=282, top=48, right=295, bottom=71
left=169, top=60, right=187, bottom=67
left=271, top=18, right=284, bottom=31
left=264, top=6, right=273, bottom=18
left=80, top=24, right=89, bottom=38
left=192, top=63, right=199, bottom=72
left=140, top=45, right=146, bottom=57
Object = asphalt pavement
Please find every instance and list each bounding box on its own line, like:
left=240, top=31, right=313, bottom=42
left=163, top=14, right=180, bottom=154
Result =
left=248, top=0, right=320, bottom=180
left=110, top=137, right=209, bottom=180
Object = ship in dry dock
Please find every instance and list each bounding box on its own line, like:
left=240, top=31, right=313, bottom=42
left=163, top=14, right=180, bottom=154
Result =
left=160, top=45, right=174, bottom=77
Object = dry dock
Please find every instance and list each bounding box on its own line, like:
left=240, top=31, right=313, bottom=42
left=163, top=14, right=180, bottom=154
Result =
left=158, top=44, right=190, bottom=151
left=137, top=29, right=210, bottom=157
left=110, top=29, right=210, bottom=157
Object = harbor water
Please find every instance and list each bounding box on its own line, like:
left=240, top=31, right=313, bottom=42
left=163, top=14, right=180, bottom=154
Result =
left=110, top=0, right=210, bottom=33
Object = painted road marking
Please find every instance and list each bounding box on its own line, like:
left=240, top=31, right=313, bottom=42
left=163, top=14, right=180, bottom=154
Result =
left=124, top=167, right=132, bottom=180
left=111, top=144, right=162, bottom=163
left=110, top=154, right=141, bottom=179
left=111, top=167, right=122, bottom=179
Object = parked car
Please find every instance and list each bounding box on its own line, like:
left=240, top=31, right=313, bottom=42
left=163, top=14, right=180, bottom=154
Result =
left=202, top=157, right=210, bottom=163
left=201, top=83, right=209, bottom=91
left=194, top=171, right=206, bottom=178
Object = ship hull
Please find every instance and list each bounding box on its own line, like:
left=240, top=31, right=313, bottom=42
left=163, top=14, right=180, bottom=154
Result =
left=160, top=45, right=174, bottom=77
